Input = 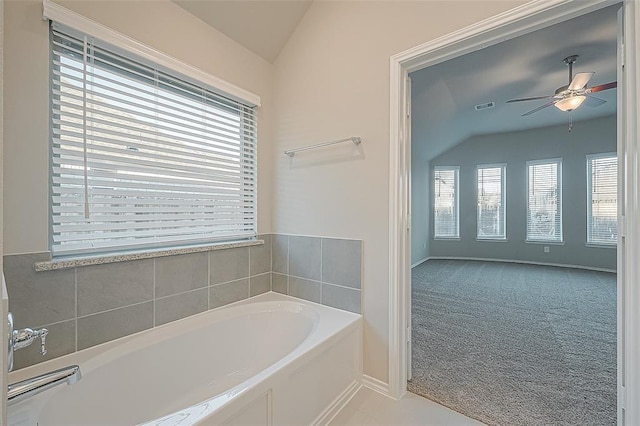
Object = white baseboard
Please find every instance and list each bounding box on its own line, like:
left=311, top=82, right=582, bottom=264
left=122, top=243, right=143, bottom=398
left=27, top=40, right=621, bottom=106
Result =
left=313, top=379, right=361, bottom=426
left=411, top=257, right=430, bottom=268
left=362, top=374, right=392, bottom=397
left=428, top=256, right=616, bottom=273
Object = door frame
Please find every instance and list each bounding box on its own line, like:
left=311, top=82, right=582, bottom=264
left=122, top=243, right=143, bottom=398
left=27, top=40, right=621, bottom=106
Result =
left=388, top=1, right=640, bottom=425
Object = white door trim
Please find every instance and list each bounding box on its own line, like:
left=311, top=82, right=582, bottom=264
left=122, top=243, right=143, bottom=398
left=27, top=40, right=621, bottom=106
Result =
left=388, top=2, right=639, bottom=425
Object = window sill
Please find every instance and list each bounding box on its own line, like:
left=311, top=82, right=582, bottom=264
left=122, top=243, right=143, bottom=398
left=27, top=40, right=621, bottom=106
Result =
left=585, top=243, right=617, bottom=249
left=434, top=237, right=461, bottom=241
left=476, top=238, right=508, bottom=242
left=34, top=239, right=264, bottom=272
left=525, top=240, right=565, bottom=246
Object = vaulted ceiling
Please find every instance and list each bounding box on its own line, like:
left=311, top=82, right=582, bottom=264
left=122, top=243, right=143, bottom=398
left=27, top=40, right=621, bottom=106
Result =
left=411, top=4, right=619, bottom=161
left=171, top=0, right=312, bottom=63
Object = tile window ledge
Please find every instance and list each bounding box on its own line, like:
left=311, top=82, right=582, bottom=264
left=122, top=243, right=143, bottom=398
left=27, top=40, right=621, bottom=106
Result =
left=34, top=240, right=264, bottom=272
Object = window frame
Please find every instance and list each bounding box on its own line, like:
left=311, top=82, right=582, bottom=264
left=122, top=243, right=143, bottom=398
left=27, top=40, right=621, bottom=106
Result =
left=433, top=166, right=460, bottom=240
left=525, top=158, right=563, bottom=243
left=49, top=22, right=259, bottom=258
left=586, top=152, right=618, bottom=247
left=476, top=163, right=507, bottom=241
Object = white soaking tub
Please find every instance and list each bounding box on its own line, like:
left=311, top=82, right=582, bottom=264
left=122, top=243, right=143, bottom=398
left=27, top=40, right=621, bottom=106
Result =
left=7, top=292, right=362, bottom=426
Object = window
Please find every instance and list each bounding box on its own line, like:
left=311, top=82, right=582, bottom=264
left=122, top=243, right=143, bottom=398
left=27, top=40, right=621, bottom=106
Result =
left=477, top=165, right=506, bottom=240
left=526, top=159, right=562, bottom=242
left=587, top=154, right=617, bottom=245
left=50, top=24, right=257, bottom=257
left=434, top=167, right=459, bottom=239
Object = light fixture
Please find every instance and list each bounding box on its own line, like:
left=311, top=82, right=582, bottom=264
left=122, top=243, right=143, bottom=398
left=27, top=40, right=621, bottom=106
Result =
left=554, top=95, right=586, bottom=112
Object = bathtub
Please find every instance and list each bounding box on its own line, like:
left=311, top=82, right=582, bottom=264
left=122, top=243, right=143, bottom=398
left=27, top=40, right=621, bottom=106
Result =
left=7, top=292, right=362, bottom=425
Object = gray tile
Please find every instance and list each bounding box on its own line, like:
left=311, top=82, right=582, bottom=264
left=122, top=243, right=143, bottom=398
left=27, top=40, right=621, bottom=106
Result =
left=250, top=273, right=271, bottom=297
left=321, top=238, right=362, bottom=289
left=289, top=236, right=321, bottom=281
left=210, top=247, right=249, bottom=285
left=4, top=253, right=75, bottom=328
left=272, top=235, right=289, bottom=274
left=12, top=320, right=76, bottom=371
left=155, top=288, right=208, bottom=326
left=77, top=302, right=153, bottom=350
left=155, top=252, right=208, bottom=298
left=272, top=273, right=288, bottom=294
left=322, top=283, right=361, bottom=314
left=250, top=235, right=272, bottom=276
left=209, top=279, right=249, bottom=309
left=77, top=259, right=154, bottom=317
left=289, top=277, right=321, bottom=303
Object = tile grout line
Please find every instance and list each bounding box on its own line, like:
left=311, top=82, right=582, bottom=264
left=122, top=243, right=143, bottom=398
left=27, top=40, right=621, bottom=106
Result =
left=74, top=267, right=78, bottom=351
left=152, top=258, right=156, bottom=327
left=207, top=252, right=211, bottom=310
left=77, top=299, right=153, bottom=320
left=248, top=245, right=252, bottom=298
left=286, top=235, right=290, bottom=295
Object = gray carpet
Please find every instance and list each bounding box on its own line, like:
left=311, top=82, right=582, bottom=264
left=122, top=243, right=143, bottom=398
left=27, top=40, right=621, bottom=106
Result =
left=408, top=260, right=616, bottom=426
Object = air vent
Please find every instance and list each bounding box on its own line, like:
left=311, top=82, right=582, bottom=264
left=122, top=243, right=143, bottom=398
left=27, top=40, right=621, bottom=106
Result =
left=474, top=102, right=495, bottom=111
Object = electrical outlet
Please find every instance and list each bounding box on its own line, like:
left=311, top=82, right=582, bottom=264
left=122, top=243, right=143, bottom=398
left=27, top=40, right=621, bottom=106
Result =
left=544, top=246, right=550, bottom=253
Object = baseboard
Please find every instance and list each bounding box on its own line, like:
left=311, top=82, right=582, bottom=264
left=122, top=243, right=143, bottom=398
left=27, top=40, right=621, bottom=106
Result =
left=427, top=256, right=616, bottom=273
left=362, top=374, right=392, bottom=397
left=411, top=257, right=431, bottom=268
left=312, top=379, right=361, bottom=426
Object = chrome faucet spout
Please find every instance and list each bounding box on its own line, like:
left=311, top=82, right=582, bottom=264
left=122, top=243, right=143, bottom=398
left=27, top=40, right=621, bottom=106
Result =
left=8, top=365, right=82, bottom=405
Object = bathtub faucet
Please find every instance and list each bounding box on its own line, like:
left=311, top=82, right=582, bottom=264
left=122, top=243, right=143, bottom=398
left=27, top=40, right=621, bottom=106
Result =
left=7, top=312, right=48, bottom=372
left=8, top=365, right=82, bottom=405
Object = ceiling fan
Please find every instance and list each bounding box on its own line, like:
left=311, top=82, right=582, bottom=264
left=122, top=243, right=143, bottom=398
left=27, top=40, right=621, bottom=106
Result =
left=506, top=55, right=617, bottom=116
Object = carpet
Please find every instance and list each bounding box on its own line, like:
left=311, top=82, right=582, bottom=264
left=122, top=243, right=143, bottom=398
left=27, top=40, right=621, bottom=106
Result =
left=408, top=259, right=616, bottom=426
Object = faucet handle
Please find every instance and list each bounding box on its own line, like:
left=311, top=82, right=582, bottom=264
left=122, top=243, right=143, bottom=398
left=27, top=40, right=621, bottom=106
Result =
left=39, top=328, right=48, bottom=356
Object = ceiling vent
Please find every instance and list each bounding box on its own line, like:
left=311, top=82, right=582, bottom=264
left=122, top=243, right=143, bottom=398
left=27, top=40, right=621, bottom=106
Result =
left=474, top=102, right=495, bottom=111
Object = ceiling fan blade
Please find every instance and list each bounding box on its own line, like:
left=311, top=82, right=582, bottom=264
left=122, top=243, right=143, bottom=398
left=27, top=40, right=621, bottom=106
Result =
left=583, top=95, right=607, bottom=107
left=521, top=100, right=558, bottom=116
left=506, top=95, right=554, bottom=103
left=568, top=72, right=594, bottom=90
left=588, top=81, right=617, bottom=93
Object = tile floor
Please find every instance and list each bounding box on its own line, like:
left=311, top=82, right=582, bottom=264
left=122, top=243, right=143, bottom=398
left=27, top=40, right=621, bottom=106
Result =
left=330, top=387, right=482, bottom=426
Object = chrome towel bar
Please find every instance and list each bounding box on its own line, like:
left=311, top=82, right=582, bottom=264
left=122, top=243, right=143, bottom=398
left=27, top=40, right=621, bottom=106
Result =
left=284, top=137, right=362, bottom=157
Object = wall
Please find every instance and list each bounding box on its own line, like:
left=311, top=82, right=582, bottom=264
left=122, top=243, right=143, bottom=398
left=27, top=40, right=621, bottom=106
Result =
left=272, top=0, right=525, bottom=384
left=3, top=0, right=274, bottom=256
left=5, top=234, right=363, bottom=370
left=429, top=115, right=617, bottom=271
left=411, top=157, right=430, bottom=266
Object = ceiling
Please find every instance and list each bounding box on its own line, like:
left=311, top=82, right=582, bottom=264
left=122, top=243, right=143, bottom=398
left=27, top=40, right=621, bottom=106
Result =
left=411, top=5, right=619, bottom=161
left=172, top=0, right=313, bottom=63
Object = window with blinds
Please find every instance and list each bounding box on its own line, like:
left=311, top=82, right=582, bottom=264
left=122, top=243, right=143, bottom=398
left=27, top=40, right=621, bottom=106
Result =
left=434, top=167, right=459, bottom=239
left=477, top=165, right=506, bottom=240
left=587, top=154, right=617, bottom=245
left=50, top=23, right=257, bottom=257
left=526, top=159, right=562, bottom=242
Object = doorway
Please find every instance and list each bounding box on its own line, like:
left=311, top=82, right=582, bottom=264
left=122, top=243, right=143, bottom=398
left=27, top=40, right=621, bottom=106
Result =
left=388, top=1, right=640, bottom=425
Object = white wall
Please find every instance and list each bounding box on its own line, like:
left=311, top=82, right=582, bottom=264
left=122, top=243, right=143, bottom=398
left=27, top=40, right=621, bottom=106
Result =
left=272, top=0, right=525, bottom=384
left=3, top=0, right=274, bottom=255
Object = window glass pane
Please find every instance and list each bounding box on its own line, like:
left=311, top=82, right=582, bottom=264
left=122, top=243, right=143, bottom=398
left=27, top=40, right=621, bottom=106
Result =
left=477, top=166, right=505, bottom=239
left=51, top=25, right=257, bottom=257
left=588, top=155, right=617, bottom=245
left=527, top=160, right=562, bottom=242
left=434, top=168, right=459, bottom=238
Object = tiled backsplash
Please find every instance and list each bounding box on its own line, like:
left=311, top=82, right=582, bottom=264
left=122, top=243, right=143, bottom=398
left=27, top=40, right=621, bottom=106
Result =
left=4, top=234, right=362, bottom=370
left=271, top=235, right=362, bottom=314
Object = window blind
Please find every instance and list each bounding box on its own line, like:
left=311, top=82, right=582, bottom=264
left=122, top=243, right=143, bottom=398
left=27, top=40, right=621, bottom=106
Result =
left=526, top=160, right=562, bottom=242
left=434, top=167, right=459, bottom=238
left=587, top=154, right=617, bottom=245
left=50, top=24, right=257, bottom=257
left=477, top=166, right=506, bottom=239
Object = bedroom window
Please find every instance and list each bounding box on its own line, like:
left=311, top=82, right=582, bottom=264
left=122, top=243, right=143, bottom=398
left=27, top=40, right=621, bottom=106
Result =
left=50, top=23, right=257, bottom=257
left=434, top=167, right=459, bottom=239
left=526, top=159, right=562, bottom=243
left=477, top=165, right=506, bottom=240
left=587, top=154, right=617, bottom=245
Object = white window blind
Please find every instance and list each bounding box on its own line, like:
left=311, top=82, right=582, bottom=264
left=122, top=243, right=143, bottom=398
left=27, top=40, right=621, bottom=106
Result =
left=526, top=159, right=562, bottom=242
left=50, top=23, right=257, bottom=257
left=434, top=167, right=459, bottom=238
left=587, top=154, right=617, bottom=245
left=477, top=165, right=506, bottom=239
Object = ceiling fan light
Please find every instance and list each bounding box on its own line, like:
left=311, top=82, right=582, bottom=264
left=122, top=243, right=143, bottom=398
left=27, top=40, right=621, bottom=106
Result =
left=555, top=95, right=586, bottom=112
